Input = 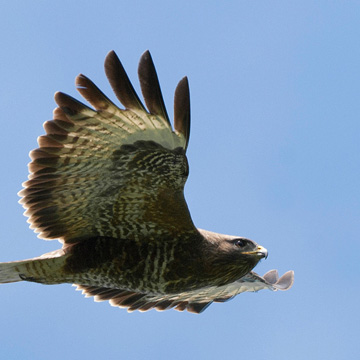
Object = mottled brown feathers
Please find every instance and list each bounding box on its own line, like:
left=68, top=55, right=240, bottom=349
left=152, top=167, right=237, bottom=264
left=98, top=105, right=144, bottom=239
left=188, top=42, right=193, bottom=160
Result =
left=0, top=50, right=294, bottom=314
left=19, top=50, right=191, bottom=243
left=76, top=284, right=212, bottom=314
left=74, top=268, right=294, bottom=314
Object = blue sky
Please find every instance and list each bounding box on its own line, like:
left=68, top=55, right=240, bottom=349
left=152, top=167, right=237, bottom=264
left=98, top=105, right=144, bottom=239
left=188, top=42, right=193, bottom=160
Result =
left=0, top=1, right=359, bottom=359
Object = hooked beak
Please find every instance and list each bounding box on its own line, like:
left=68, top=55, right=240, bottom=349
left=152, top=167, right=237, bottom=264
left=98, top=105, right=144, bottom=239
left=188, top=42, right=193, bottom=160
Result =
left=243, top=245, right=268, bottom=259
left=256, top=245, right=268, bottom=259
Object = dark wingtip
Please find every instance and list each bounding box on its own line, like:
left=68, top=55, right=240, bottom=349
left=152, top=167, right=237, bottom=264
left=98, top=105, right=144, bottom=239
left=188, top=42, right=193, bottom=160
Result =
left=186, top=302, right=212, bottom=314
left=138, top=50, right=171, bottom=125
left=54, top=91, right=93, bottom=116
left=75, top=73, right=113, bottom=110
left=174, top=76, right=190, bottom=151
left=104, top=50, right=145, bottom=111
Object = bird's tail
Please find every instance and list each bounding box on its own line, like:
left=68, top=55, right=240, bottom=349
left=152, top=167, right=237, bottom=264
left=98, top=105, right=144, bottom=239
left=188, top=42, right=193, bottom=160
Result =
left=0, top=249, right=68, bottom=284
left=0, top=260, right=28, bottom=283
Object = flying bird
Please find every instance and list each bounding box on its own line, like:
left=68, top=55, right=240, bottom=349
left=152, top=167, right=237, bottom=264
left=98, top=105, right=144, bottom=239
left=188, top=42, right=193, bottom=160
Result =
left=0, top=51, right=293, bottom=313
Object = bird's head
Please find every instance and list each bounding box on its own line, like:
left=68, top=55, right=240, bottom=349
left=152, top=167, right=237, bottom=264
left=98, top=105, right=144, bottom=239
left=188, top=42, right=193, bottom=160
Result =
left=198, top=229, right=268, bottom=284
left=220, top=237, right=268, bottom=259
left=214, top=237, right=268, bottom=270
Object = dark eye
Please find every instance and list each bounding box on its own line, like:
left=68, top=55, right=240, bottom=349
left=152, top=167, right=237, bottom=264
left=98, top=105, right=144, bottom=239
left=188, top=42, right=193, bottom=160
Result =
left=234, top=239, right=246, bottom=248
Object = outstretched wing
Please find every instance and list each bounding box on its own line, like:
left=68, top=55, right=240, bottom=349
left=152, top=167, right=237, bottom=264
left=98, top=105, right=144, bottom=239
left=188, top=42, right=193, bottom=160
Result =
left=19, top=51, right=195, bottom=243
left=75, top=270, right=294, bottom=314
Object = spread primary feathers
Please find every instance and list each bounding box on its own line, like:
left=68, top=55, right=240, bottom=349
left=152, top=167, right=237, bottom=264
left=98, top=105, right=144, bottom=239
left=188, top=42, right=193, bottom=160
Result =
left=0, top=50, right=293, bottom=313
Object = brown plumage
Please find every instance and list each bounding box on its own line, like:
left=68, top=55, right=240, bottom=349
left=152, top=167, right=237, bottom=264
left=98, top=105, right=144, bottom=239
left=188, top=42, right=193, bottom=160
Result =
left=0, top=50, right=294, bottom=313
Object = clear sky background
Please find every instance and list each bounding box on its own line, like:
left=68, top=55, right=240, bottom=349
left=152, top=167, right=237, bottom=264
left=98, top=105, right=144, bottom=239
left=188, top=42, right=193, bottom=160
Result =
left=0, top=1, right=359, bottom=359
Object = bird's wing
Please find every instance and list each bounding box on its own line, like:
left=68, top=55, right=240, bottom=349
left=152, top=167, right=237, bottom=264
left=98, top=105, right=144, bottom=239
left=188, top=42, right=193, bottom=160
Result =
left=19, top=51, right=195, bottom=243
left=75, top=270, right=294, bottom=314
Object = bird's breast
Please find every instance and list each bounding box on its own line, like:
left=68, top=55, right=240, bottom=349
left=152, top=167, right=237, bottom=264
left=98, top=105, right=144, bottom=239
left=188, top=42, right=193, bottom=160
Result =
left=63, top=236, right=206, bottom=294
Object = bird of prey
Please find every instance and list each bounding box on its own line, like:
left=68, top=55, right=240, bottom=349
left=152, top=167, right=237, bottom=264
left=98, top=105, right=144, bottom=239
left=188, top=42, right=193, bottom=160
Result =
left=0, top=50, right=293, bottom=313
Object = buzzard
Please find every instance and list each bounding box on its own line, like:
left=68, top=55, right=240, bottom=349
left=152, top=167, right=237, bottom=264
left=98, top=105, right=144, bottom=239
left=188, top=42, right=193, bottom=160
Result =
left=0, top=51, right=293, bottom=313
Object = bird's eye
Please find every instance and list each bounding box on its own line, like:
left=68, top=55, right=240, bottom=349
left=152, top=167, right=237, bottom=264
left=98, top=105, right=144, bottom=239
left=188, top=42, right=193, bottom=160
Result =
left=234, top=239, right=246, bottom=248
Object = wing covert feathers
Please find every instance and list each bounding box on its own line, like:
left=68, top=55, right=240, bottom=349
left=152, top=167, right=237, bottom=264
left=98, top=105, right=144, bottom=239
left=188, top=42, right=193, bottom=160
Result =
left=20, top=51, right=192, bottom=242
left=75, top=270, right=294, bottom=314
